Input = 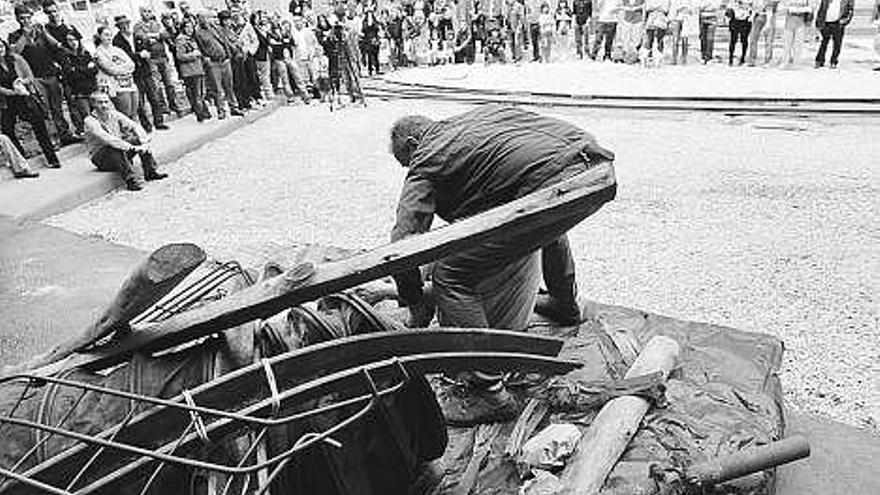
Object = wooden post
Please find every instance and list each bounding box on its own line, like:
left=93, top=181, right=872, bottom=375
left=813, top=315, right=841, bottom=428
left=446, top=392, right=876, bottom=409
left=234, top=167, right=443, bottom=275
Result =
left=4, top=243, right=206, bottom=375
left=561, top=336, right=680, bottom=495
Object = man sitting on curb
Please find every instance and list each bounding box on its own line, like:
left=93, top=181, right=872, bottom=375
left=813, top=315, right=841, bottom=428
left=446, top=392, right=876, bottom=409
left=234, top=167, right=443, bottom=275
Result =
left=83, top=92, right=168, bottom=191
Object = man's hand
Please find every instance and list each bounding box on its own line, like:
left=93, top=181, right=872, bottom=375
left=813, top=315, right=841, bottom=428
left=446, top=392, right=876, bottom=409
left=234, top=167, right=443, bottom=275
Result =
left=406, top=297, right=435, bottom=328
left=140, top=50, right=151, bottom=59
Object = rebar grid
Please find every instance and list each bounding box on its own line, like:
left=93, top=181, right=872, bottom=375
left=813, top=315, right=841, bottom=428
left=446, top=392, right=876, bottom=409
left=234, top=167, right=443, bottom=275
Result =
left=0, top=362, right=410, bottom=495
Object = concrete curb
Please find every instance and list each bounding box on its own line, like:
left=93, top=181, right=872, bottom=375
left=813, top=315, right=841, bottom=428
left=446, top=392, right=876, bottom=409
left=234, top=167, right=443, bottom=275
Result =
left=19, top=100, right=283, bottom=223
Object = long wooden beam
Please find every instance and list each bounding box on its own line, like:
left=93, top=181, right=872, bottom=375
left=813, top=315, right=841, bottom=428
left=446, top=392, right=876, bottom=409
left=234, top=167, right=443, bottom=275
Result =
left=53, top=163, right=616, bottom=374
left=7, top=330, right=570, bottom=493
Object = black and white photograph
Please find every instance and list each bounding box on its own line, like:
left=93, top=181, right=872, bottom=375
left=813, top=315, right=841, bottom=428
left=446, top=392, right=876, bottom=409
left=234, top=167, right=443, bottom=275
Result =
left=0, top=0, right=877, bottom=493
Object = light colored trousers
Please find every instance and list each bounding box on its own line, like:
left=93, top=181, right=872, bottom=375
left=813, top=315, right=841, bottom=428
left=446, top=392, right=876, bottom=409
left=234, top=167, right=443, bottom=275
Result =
left=779, top=14, right=805, bottom=65
left=747, top=12, right=777, bottom=65
left=617, top=21, right=643, bottom=63
left=256, top=60, right=273, bottom=98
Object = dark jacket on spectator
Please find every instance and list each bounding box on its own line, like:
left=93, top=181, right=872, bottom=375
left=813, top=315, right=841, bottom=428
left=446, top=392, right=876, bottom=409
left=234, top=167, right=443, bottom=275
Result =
left=175, top=33, right=205, bottom=78
left=112, top=31, right=151, bottom=79
left=572, top=0, right=593, bottom=24
left=8, top=27, right=64, bottom=78
left=61, top=47, right=98, bottom=96
left=815, top=0, right=855, bottom=26
left=194, top=22, right=231, bottom=62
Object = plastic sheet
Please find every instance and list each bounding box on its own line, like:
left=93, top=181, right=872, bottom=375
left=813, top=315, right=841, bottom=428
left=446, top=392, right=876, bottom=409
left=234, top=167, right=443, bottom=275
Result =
left=428, top=299, right=785, bottom=495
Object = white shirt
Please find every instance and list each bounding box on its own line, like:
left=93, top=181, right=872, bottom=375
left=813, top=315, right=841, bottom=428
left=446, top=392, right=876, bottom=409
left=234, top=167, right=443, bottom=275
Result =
left=824, top=0, right=842, bottom=22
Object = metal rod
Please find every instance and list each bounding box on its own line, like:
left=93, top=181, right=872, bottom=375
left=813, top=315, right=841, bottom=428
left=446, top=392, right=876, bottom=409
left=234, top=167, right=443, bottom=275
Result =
left=137, top=421, right=196, bottom=495
left=0, top=466, right=72, bottom=495
left=0, top=388, right=87, bottom=490
left=65, top=407, right=138, bottom=491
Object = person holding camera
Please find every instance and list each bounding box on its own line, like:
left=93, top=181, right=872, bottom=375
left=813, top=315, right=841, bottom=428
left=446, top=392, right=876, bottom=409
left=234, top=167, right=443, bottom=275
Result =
left=8, top=4, right=79, bottom=147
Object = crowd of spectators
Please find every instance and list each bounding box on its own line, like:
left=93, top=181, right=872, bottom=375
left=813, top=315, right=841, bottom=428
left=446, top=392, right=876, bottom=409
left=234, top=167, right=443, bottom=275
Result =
left=0, top=0, right=877, bottom=183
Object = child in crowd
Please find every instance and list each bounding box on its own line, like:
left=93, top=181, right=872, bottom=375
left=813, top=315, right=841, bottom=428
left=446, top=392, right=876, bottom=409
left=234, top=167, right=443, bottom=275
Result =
left=538, top=2, right=555, bottom=62
left=483, top=18, right=507, bottom=64
left=441, top=31, right=456, bottom=64
left=555, top=0, right=573, bottom=60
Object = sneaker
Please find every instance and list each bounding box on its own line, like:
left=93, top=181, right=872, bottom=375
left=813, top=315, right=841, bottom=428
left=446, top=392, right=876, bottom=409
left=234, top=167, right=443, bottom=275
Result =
left=60, top=135, right=84, bottom=146
left=13, top=170, right=39, bottom=179
left=230, top=109, right=245, bottom=117
left=46, top=161, right=61, bottom=169
left=126, top=181, right=143, bottom=191
left=829, top=63, right=838, bottom=69
left=154, top=123, right=170, bottom=130
left=814, top=61, right=823, bottom=68
left=145, top=172, right=168, bottom=181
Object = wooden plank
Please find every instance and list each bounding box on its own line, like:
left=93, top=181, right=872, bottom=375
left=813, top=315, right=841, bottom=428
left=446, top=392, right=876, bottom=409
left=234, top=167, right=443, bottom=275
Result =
left=54, top=164, right=616, bottom=374
left=560, top=336, right=680, bottom=494
left=9, top=330, right=569, bottom=493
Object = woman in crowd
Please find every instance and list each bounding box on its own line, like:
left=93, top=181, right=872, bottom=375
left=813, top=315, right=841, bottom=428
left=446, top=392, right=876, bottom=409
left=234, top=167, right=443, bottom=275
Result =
left=319, top=8, right=363, bottom=105
left=538, top=2, right=555, bottom=62
left=362, top=11, right=383, bottom=75
left=669, top=0, right=699, bottom=64
left=268, top=21, right=295, bottom=101
left=726, top=0, right=754, bottom=65
left=176, top=19, right=211, bottom=121
left=644, top=0, right=670, bottom=65
left=0, top=39, right=60, bottom=168
left=281, top=20, right=311, bottom=103
left=93, top=26, right=138, bottom=120
left=778, top=0, right=811, bottom=67
left=60, top=31, right=98, bottom=136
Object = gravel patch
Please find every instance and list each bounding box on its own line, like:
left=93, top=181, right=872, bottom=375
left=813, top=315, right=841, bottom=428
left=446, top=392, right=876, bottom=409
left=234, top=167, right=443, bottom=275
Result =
left=47, top=100, right=879, bottom=433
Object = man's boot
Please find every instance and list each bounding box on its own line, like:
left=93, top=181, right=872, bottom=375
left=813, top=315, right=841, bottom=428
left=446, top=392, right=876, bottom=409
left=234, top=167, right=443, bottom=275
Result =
left=534, top=275, right=581, bottom=326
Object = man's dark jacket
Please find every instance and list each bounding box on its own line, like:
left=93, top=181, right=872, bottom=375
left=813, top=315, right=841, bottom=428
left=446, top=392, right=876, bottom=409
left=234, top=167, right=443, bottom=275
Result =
left=113, top=32, right=151, bottom=79
left=815, top=0, right=854, bottom=27
left=572, top=0, right=593, bottom=24
left=390, top=105, right=613, bottom=304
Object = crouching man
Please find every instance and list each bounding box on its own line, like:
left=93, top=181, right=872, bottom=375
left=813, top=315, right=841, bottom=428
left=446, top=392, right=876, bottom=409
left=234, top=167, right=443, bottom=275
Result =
left=83, top=91, right=167, bottom=191
left=389, top=105, right=616, bottom=423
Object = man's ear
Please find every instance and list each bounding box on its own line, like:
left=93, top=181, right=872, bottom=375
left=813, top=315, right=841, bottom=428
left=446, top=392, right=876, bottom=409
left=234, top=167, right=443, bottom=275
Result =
left=405, top=135, right=419, bottom=153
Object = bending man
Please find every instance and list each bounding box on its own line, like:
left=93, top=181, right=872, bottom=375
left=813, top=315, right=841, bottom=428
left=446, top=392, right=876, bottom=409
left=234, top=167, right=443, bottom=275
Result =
left=83, top=92, right=168, bottom=191
left=390, top=104, right=615, bottom=335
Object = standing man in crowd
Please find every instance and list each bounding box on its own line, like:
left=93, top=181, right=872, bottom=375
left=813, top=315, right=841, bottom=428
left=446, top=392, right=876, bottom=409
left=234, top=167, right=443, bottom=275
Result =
left=114, top=14, right=168, bottom=131
left=572, top=0, right=593, bottom=59
left=134, top=6, right=181, bottom=116
left=525, top=0, right=543, bottom=61
left=591, top=0, right=620, bottom=61
left=83, top=92, right=167, bottom=191
left=44, top=1, right=88, bottom=137
left=814, top=0, right=855, bottom=68
left=8, top=4, right=80, bottom=146
left=698, top=0, right=720, bottom=62
left=194, top=10, right=244, bottom=119
left=507, top=0, right=527, bottom=62
left=388, top=106, right=615, bottom=419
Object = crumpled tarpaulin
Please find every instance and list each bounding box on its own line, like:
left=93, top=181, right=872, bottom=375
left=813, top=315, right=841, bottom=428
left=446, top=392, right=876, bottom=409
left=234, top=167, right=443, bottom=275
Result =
left=427, top=299, right=784, bottom=495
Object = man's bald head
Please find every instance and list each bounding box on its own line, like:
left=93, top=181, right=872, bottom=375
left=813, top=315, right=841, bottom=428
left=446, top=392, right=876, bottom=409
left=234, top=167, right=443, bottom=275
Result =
left=390, top=115, right=434, bottom=167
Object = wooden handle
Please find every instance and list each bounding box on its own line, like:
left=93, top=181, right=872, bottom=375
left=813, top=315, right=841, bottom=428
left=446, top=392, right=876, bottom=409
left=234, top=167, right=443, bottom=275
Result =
left=561, top=336, right=680, bottom=495
left=686, top=436, right=811, bottom=486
